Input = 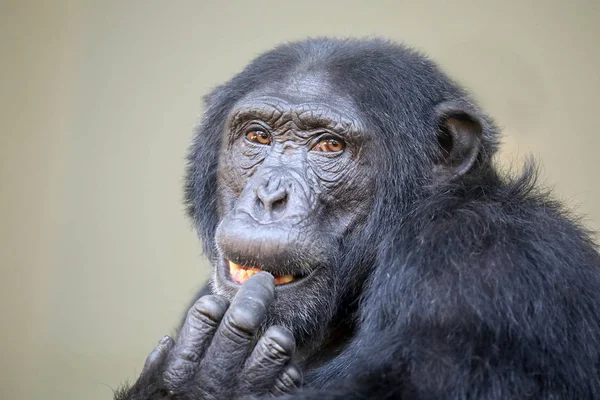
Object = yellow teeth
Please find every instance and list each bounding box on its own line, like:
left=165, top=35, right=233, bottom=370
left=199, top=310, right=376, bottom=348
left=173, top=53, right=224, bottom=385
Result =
left=228, top=261, right=296, bottom=285
left=274, top=275, right=295, bottom=285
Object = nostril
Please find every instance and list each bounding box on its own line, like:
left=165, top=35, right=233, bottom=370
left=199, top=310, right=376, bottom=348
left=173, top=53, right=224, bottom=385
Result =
left=271, top=192, right=287, bottom=212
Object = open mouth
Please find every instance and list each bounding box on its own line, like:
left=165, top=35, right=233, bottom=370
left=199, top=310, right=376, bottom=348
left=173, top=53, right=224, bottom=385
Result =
left=227, top=260, right=301, bottom=285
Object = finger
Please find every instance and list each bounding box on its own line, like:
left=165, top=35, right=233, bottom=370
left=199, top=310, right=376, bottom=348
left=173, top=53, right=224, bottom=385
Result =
left=240, top=325, right=295, bottom=394
left=198, top=272, right=275, bottom=391
left=269, top=364, right=303, bottom=396
left=141, top=335, right=174, bottom=375
left=128, top=336, right=175, bottom=397
left=163, top=295, right=229, bottom=390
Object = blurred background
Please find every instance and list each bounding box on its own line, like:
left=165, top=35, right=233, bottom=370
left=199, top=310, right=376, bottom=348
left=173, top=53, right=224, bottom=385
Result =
left=0, top=1, right=598, bottom=399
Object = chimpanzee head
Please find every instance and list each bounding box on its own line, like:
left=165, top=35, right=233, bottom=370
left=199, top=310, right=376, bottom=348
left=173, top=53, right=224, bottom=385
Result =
left=185, top=38, right=498, bottom=346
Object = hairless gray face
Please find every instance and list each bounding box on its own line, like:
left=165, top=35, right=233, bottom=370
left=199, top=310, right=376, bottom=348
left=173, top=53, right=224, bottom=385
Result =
left=211, top=73, right=375, bottom=335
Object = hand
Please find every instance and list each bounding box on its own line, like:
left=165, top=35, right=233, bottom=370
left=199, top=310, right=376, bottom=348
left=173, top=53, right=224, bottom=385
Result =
left=124, top=272, right=301, bottom=399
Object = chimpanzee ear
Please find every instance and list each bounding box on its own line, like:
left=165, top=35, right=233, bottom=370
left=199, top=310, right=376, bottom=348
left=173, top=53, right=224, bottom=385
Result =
left=433, top=100, right=483, bottom=181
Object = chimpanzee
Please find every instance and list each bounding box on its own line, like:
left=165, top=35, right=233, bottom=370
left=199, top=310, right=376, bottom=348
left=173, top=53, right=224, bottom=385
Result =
left=116, top=38, right=600, bottom=399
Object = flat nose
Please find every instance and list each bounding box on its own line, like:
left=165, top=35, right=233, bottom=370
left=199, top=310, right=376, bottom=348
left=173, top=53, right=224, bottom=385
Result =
left=256, top=178, right=288, bottom=212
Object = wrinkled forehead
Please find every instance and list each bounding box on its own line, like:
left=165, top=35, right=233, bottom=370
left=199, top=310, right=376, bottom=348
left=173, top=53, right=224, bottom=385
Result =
left=229, top=72, right=363, bottom=130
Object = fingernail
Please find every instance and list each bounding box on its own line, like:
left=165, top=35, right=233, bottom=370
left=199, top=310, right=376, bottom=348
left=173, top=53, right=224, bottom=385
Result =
left=158, top=335, right=171, bottom=345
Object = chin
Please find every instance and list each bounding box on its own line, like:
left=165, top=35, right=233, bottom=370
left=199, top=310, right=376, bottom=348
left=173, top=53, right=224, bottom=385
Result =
left=212, top=257, right=336, bottom=346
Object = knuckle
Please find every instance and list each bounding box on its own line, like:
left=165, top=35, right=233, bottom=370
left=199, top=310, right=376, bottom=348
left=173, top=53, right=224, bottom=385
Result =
left=162, top=359, right=195, bottom=388
left=220, top=312, right=256, bottom=344
left=186, top=296, right=227, bottom=328
left=177, top=347, right=201, bottom=363
left=266, top=326, right=295, bottom=350
left=226, top=302, right=264, bottom=333
left=260, top=335, right=292, bottom=361
left=279, top=367, right=302, bottom=388
left=161, top=369, right=180, bottom=387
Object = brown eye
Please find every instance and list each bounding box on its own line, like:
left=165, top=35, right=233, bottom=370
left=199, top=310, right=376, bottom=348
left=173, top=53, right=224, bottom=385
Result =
left=245, top=130, right=271, bottom=145
left=312, top=138, right=344, bottom=153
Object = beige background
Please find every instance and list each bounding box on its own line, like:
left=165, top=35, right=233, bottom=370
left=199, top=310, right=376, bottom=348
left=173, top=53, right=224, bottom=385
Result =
left=1, top=1, right=598, bottom=399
